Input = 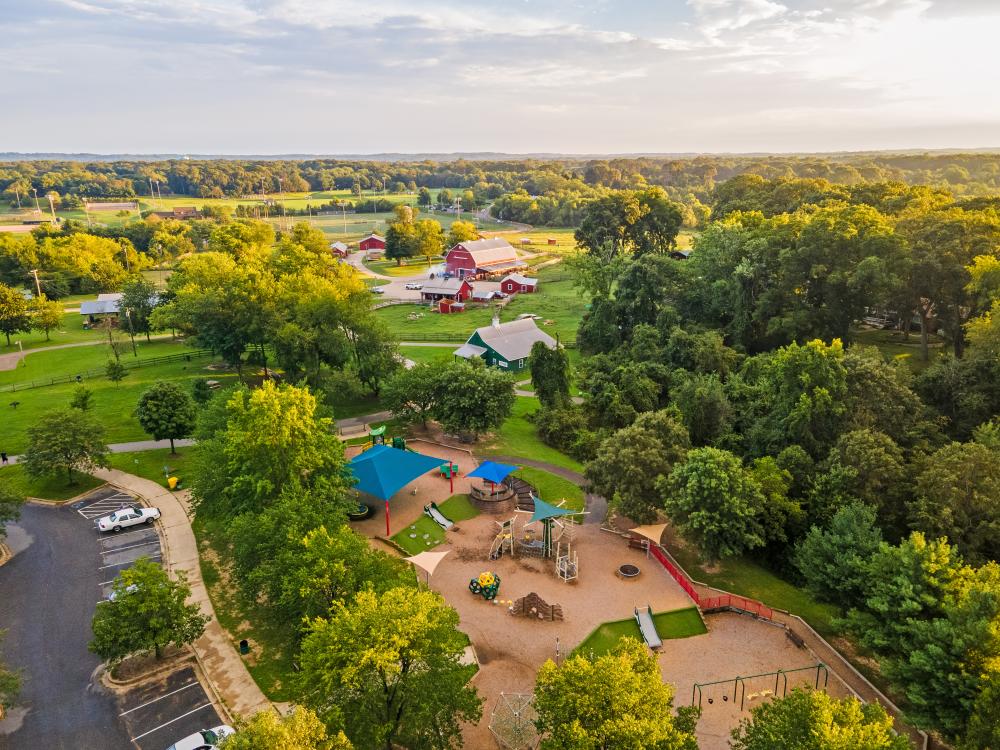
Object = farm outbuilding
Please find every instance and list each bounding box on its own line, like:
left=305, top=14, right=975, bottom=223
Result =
left=445, top=238, right=526, bottom=279
left=329, top=241, right=349, bottom=257
left=500, top=273, right=538, bottom=295
left=360, top=233, right=386, bottom=253
left=438, top=299, right=466, bottom=314
left=421, top=278, right=473, bottom=303
left=454, top=316, right=557, bottom=372
left=80, top=292, right=123, bottom=322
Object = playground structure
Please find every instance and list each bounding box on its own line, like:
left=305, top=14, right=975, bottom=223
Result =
left=470, top=571, right=502, bottom=601
left=634, top=604, right=663, bottom=650
left=490, top=518, right=516, bottom=560
left=468, top=460, right=520, bottom=514
left=487, top=503, right=583, bottom=582
left=489, top=693, right=539, bottom=750
left=424, top=501, right=454, bottom=530
left=555, top=540, right=578, bottom=583
left=692, top=663, right=830, bottom=711
left=510, top=592, right=564, bottom=621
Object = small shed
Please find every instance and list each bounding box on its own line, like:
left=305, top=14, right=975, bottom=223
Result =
left=439, top=299, right=466, bottom=314
left=360, top=233, right=386, bottom=253
left=421, top=278, right=473, bottom=303
left=500, top=273, right=538, bottom=295
left=547, top=237, right=557, bottom=246
left=329, top=241, right=349, bottom=257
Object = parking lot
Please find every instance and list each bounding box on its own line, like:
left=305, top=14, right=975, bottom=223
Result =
left=0, top=487, right=225, bottom=749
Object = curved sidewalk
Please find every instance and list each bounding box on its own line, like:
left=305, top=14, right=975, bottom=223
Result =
left=92, top=467, right=272, bottom=720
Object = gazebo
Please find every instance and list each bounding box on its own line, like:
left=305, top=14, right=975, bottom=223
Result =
left=467, top=460, right=520, bottom=512
left=349, top=445, right=447, bottom=535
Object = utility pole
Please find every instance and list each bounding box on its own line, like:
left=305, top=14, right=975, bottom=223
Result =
left=83, top=200, right=92, bottom=227
left=32, top=188, right=40, bottom=213
left=46, top=194, right=57, bottom=224
left=29, top=269, right=42, bottom=297
left=124, top=308, right=137, bottom=356
left=14, top=188, right=21, bottom=209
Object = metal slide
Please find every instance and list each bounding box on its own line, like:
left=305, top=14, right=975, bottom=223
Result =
left=424, top=502, right=454, bottom=531
left=634, top=604, right=662, bottom=649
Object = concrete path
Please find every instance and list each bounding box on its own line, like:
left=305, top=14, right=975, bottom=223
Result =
left=92, top=468, right=273, bottom=720
left=0, top=333, right=174, bottom=371
left=488, top=455, right=607, bottom=524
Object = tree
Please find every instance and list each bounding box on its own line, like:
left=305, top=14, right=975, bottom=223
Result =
left=747, top=456, right=803, bottom=550
left=28, top=294, right=62, bottom=341
left=411, top=219, right=445, bottom=265
left=529, top=341, right=571, bottom=408
left=663, top=447, right=765, bottom=560
left=960, top=672, right=1000, bottom=750
left=0, top=481, right=23, bottom=539
left=21, top=409, right=109, bottom=485
left=575, top=188, right=683, bottom=258
left=69, top=384, right=93, bottom=411
left=730, top=688, right=909, bottom=750
left=105, top=358, right=127, bottom=386
left=585, top=409, right=690, bottom=524
left=446, top=220, right=478, bottom=247
left=534, top=638, right=698, bottom=750
left=89, top=557, right=209, bottom=662
left=119, top=276, right=159, bottom=342
left=671, top=372, right=732, bottom=446
left=823, top=429, right=907, bottom=533
left=416, top=187, right=432, bottom=207
left=382, top=363, right=442, bottom=428
left=191, top=378, right=212, bottom=404
left=432, top=360, right=516, bottom=438
left=0, top=282, right=31, bottom=346
left=136, top=380, right=197, bottom=454
left=384, top=220, right=415, bottom=265
left=296, top=587, right=482, bottom=750
left=0, top=630, right=20, bottom=712
left=794, top=502, right=883, bottom=608
left=910, top=441, right=1000, bottom=564
left=220, top=708, right=353, bottom=750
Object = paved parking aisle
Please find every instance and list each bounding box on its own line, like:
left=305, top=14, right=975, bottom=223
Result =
left=73, top=487, right=137, bottom=520
left=117, top=667, right=224, bottom=750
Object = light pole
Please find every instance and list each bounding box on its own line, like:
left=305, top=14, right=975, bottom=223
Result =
left=14, top=188, right=21, bottom=209
left=124, top=308, right=137, bottom=357
left=338, top=201, right=348, bottom=234
left=46, top=194, right=57, bottom=224
left=29, top=269, right=42, bottom=298
left=32, top=188, right=40, bottom=213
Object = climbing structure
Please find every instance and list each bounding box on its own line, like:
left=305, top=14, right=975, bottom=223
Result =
left=555, top=540, right=578, bottom=583
left=489, top=693, right=539, bottom=750
left=510, top=592, right=564, bottom=621
left=490, top=517, right=516, bottom=560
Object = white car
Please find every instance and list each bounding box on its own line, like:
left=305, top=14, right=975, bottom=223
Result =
left=165, top=725, right=235, bottom=750
left=95, top=504, right=161, bottom=533
left=404, top=282, right=423, bottom=290
left=516, top=313, right=541, bottom=320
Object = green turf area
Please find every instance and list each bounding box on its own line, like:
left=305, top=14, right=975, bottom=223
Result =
left=376, top=267, right=586, bottom=342
left=0, top=337, right=191, bottom=388
left=666, top=534, right=840, bottom=637
left=574, top=607, right=707, bottom=657
left=398, top=345, right=455, bottom=367
left=328, top=393, right=384, bottom=421
left=107, top=449, right=192, bottom=487
left=511, top=466, right=584, bottom=512
left=193, top=514, right=296, bottom=701
left=364, top=257, right=442, bottom=276
left=0, top=311, right=109, bottom=353
left=850, top=327, right=946, bottom=372
left=0, top=463, right=103, bottom=501
left=483, top=397, right=583, bottom=473
left=390, top=494, right=479, bottom=554
left=1, top=357, right=237, bottom=453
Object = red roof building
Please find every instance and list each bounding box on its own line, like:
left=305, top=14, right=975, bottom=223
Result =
left=360, top=233, right=386, bottom=253
left=500, top=273, right=538, bottom=295
left=421, top=278, right=473, bottom=302
left=445, top=238, right=526, bottom=279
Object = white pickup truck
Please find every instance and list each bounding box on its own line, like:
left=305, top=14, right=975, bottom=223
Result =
left=95, top=504, right=161, bottom=533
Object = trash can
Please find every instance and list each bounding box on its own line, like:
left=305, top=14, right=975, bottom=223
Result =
left=239, top=639, right=250, bottom=655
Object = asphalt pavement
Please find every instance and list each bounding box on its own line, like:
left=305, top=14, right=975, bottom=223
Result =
left=0, top=488, right=223, bottom=749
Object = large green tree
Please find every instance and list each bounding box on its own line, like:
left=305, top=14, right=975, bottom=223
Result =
left=663, top=447, right=765, bottom=560
left=296, top=587, right=481, bottom=750
left=0, top=282, right=31, bottom=346
left=135, top=380, right=197, bottom=453
left=90, top=557, right=209, bottom=662
left=382, top=363, right=442, bottom=428
left=0, top=630, right=20, bottom=712
left=21, top=409, right=110, bottom=485
left=221, top=708, right=353, bottom=750
left=119, top=275, right=159, bottom=342
left=534, top=638, right=698, bottom=750
left=730, top=688, right=910, bottom=750
left=432, top=359, right=515, bottom=438
left=529, top=341, right=571, bottom=408
left=28, top=294, right=62, bottom=341
left=575, top=188, right=683, bottom=258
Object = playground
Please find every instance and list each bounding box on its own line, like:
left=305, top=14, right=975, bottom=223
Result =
left=345, top=434, right=857, bottom=750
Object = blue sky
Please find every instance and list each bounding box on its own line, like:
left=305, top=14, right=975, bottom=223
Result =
left=1, top=0, right=998, bottom=153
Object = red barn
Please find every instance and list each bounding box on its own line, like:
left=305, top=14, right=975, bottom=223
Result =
left=421, top=278, right=473, bottom=303
left=329, top=241, right=350, bottom=257
left=500, top=273, right=538, bottom=295
left=359, top=233, right=386, bottom=253
left=438, top=299, right=466, bottom=314
left=445, top=238, right=525, bottom=279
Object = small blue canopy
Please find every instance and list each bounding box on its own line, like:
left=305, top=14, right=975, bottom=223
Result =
left=467, top=460, right=519, bottom=484
left=349, top=445, right=446, bottom=501
left=530, top=496, right=579, bottom=523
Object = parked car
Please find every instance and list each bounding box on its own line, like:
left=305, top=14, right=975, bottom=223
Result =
left=165, top=725, right=235, bottom=750
left=494, top=292, right=509, bottom=299
left=371, top=286, right=386, bottom=294
left=106, top=584, right=139, bottom=602
left=405, top=282, right=423, bottom=290
left=95, top=504, right=161, bottom=533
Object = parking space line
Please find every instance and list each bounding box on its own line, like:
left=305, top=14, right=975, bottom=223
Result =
left=100, top=540, right=160, bottom=555
left=119, top=681, right=200, bottom=716
left=98, top=528, right=153, bottom=542
left=99, top=553, right=162, bottom=571
left=130, top=703, right=214, bottom=741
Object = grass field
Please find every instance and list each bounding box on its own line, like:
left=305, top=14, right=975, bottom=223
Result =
left=398, top=345, right=454, bottom=367
left=484, top=397, right=584, bottom=473
left=107, top=449, right=192, bottom=487
left=850, top=327, right=946, bottom=372
left=390, top=494, right=480, bottom=554
left=1, top=357, right=237, bottom=453
left=511, top=466, right=584, bottom=512
left=0, top=463, right=103, bottom=501
left=376, top=266, right=586, bottom=342
left=574, top=607, right=706, bottom=657
left=0, top=311, right=110, bottom=353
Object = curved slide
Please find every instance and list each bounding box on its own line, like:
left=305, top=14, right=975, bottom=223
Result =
left=634, top=604, right=662, bottom=650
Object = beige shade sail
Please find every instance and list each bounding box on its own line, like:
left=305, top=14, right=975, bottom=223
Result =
left=405, top=549, right=451, bottom=578
left=629, top=524, right=668, bottom=545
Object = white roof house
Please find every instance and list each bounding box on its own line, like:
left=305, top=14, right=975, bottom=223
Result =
left=455, top=317, right=557, bottom=370
left=80, top=293, right=123, bottom=316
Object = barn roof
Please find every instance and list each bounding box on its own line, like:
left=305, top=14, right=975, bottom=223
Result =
left=422, top=278, right=468, bottom=295
left=362, top=233, right=385, bottom=242
left=502, top=273, right=536, bottom=286
left=469, top=318, right=556, bottom=361
left=329, top=241, right=349, bottom=251
left=453, top=238, right=519, bottom=267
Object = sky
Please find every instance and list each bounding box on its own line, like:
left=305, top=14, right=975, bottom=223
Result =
left=1, top=0, right=999, bottom=154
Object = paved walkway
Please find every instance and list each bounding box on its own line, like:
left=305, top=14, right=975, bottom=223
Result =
left=92, top=468, right=273, bottom=720
left=488, top=454, right=607, bottom=524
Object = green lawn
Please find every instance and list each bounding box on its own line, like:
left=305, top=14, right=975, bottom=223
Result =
left=483, top=397, right=584, bottom=473
left=574, top=607, right=707, bottom=657
left=1, top=357, right=237, bottom=453
left=511, top=466, right=584, bottom=512
left=329, top=393, right=384, bottom=421
left=398, top=345, right=454, bottom=367
left=0, top=311, right=107, bottom=353
left=666, top=535, right=840, bottom=637
left=390, top=494, right=479, bottom=554
left=0, top=463, right=103, bottom=501
left=850, top=327, right=946, bottom=372
left=365, top=257, right=442, bottom=277
left=107, top=449, right=192, bottom=487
